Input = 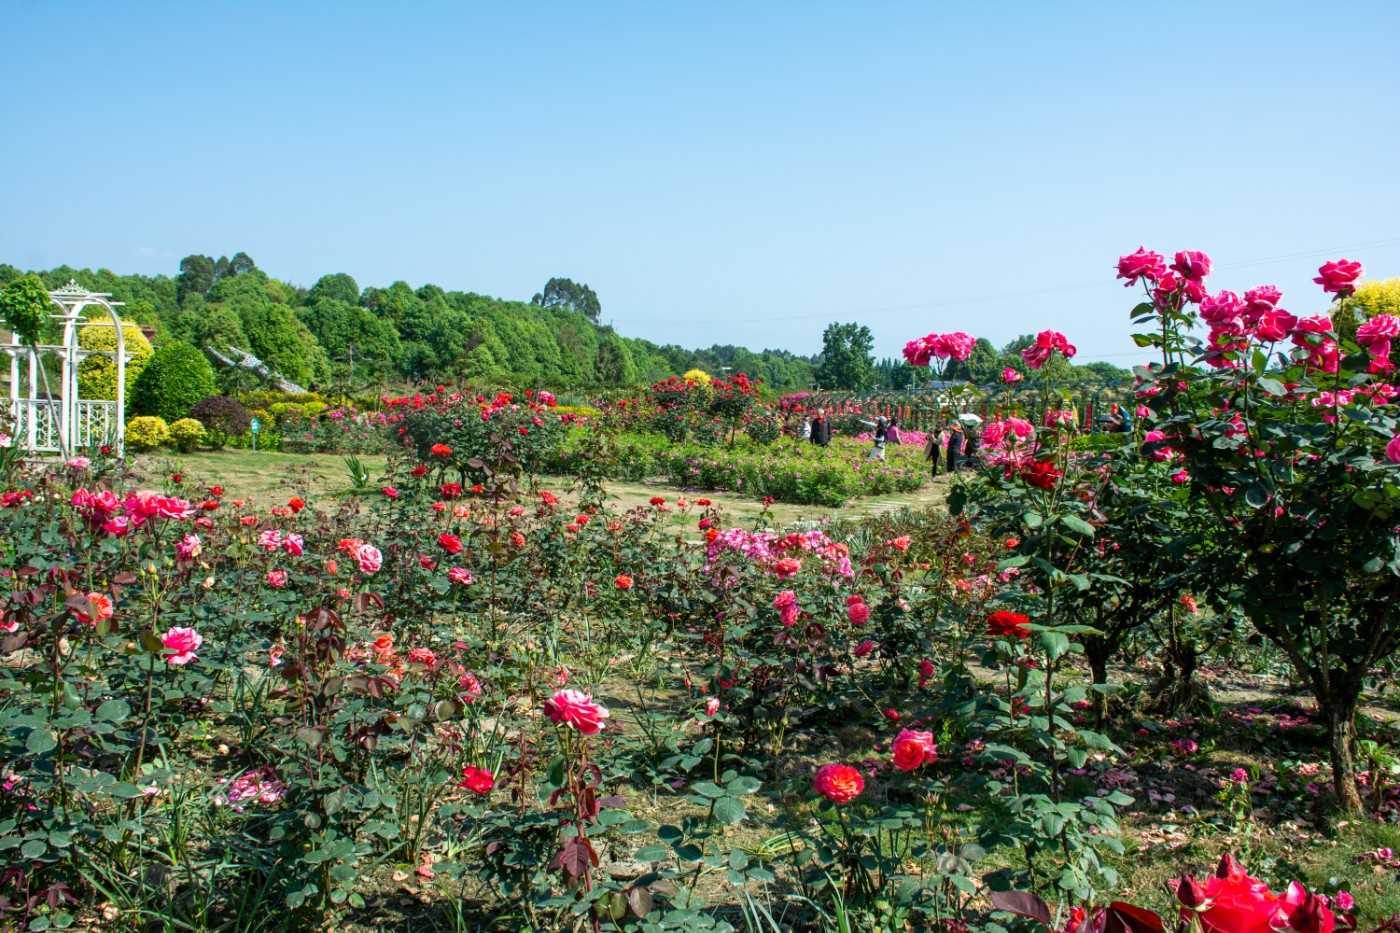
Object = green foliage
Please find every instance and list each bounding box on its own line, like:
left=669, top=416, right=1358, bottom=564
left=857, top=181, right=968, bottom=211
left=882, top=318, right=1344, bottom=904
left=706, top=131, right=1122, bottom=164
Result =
left=531, top=276, right=601, bottom=322
left=22, top=260, right=823, bottom=394
left=815, top=321, right=877, bottom=390
left=0, top=273, right=51, bottom=346
left=307, top=272, right=361, bottom=305
left=131, top=340, right=218, bottom=422
left=125, top=414, right=170, bottom=450
left=77, top=319, right=154, bottom=404
left=168, top=417, right=208, bottom=452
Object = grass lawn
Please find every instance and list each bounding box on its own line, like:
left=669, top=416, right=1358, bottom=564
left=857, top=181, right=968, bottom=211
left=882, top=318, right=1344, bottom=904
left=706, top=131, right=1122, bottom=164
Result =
left=131, top=448, right=950, bottom=525
left=131, top=449, right=392, bottom=502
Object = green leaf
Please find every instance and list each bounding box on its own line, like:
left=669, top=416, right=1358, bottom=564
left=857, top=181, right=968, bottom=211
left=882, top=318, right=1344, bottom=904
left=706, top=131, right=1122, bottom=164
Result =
left=1257, top=376, right=1286, bottom=396
left=26, top=729, right=56, bottom=755
left=1039, top=632, right=1071, bottom=662
left=712, top=796, right=747, bottom=826
left=633, top=845, right=669, bottom=862
left=1059, top=515, right=1095, bottom=538
left=95, top=699, right=131, bottom=722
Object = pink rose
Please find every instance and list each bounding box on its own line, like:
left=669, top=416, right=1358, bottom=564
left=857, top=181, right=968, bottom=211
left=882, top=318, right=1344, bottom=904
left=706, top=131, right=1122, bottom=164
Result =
left=1254, top=307, right=1298, bottom=343
left=448, top=567, right=472, bottom=585
left=257, top=529, right=282, bottom=551
left=1357, top=315, right=1399, bottom=361
left=283, top=533, right=304, bottom=556
left=544, top=689, right=610, bottom=735
left=1314, top=258, right=1363, bottom=297
left=847, top=601, right=870, bottom=625
left=1386, top=435, right=1400, bottom=464
left=176, top=534, right=202, bottom=560
left=853, top=638, right=875, bottom=657
left=1002, top=367, right=1023, bottom=383
left=1200, top=290, right=1246, bottom=335
left=903, top=336, right=935, bottom=367
left=1242, top=285, right=1282, bottom=325
left=1116, top=247, right=1167, bottom=286
left=1172, top=249, right=1212, bottom=282
left=355, top=544, right=383, bottom=574
left=267, top=570, right=288, bottom=588
left=162, top=626, right=203, bottom=666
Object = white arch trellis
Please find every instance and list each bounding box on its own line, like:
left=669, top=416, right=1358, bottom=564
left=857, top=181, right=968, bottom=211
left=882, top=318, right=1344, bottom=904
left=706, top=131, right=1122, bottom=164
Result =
left=2, top=280, right=128, bottom=457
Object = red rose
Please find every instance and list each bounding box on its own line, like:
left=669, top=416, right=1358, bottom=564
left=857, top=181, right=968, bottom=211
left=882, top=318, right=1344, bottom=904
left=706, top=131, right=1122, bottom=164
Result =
left=987, top=610, right=1030, bottom=640
left=439, top=533, right=463, bottom=555
left=460, top=766, right=494, bottom=795
left=1020, top=461, right=1062, bottom=490
left=614, top=574, right=633, bottom=590
left=890, top=729, right=937, bottom=772
left=813, top=763, right=864, bottom=804
left=288, top=497, right=306, bottom=513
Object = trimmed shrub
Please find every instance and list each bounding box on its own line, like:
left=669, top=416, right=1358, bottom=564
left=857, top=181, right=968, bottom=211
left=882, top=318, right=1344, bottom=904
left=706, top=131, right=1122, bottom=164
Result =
left=189, top=395, right=252, bottom=449
left=169, top=418, right=208, bottom=453
left=131, top=341, right=218, bottom=423
left=125, top=415, right=170, bottom=451
left=77, top=320, right=153, bottom=405
left=268, top=400, right=328, bottom=426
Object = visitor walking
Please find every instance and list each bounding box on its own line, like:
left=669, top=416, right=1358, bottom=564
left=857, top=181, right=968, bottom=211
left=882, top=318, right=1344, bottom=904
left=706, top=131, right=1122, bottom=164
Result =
left=924, top=421, right=944, bottom=476
left=866, top=416, right=889, bottom=461
left=800, top=417, right=811, bottom=440
left=886, top=417, right=901, bottom=445
left=810, top=408, right=832, bottom=447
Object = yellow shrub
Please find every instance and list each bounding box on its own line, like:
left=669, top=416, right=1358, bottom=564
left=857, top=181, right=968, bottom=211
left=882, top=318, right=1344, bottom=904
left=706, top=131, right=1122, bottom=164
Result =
left=269, top=400, right=328, bottom=425
left=169, top=418, right=207, bottom=453
left=553, top=404, right=601, bottom=418
left=126, top=415, right=170, bottom=451
left=682, top=368, right=711, bottom=385
left=77, top=320, right=153, bottom=402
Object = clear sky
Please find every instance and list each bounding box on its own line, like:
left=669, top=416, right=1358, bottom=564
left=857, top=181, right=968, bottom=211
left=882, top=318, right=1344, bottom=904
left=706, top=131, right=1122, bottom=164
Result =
left=3, top=1, right=1397, bottom=364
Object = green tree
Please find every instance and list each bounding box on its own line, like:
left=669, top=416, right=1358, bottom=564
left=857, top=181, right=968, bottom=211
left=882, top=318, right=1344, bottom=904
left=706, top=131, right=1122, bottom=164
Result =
left=594, top=333, right=637, bottom=384
left=176, top=255, right=215, bottom=304
left=814, top=322, right=876, bottom=390
left=297, top=298, right=401, bottom=387
left=532, top=277, right=602, bottom=322
left=131, top=340, right=218, bottom=422
left=308, top=273, right=362, bottom=306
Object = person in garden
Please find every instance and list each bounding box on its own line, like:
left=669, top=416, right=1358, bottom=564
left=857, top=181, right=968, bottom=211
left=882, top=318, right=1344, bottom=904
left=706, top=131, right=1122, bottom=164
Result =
left=809, top=407, right=832, bottom=447
left=866, top=416, right=889, bottom=461
left=960, top=421, right=980, bottom=467
left=800, top=416, right=811, bottom=440
left=923, top=420, right=944, bottom=476
left=886, top=416, right=901, bottom=445
left=945, top=420, right=963, bottom=472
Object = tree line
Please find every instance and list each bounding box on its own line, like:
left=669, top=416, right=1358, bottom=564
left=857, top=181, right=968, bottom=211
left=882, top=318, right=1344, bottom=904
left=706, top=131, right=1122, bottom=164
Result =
left=0, top=256, right=819, bottom=393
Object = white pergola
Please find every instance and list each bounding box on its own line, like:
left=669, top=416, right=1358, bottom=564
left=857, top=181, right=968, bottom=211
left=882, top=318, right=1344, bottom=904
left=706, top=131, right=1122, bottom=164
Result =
left=3, top=280, right=129, bottom=456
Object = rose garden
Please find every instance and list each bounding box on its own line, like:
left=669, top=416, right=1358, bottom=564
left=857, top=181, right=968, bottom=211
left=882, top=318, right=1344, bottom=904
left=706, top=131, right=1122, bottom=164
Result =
left=5, top=250, right=1400, bottom=932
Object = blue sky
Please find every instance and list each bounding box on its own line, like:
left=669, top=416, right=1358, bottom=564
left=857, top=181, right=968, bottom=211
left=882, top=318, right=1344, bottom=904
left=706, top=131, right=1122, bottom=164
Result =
left=3, top=1, right=1397, bottom=364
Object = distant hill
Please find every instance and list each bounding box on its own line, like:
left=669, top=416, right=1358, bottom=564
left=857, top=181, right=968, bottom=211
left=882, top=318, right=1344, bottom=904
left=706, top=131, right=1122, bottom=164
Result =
left=0, top=256, right=818, bottom=392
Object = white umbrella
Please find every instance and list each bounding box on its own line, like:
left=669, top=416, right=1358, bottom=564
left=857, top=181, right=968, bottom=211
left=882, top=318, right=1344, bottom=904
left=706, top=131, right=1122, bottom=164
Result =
left=958, top=413, right=983, bottom=424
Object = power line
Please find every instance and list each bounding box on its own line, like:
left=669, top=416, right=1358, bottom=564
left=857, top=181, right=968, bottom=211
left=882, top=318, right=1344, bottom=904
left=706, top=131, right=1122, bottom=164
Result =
left=609, top=235, right=1400, bottom=327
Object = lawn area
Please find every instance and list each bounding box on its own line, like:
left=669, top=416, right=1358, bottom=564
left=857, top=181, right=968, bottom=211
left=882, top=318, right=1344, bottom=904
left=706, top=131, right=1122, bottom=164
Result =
left=131, top=449, right=392, bottom=502
left=132, top=448, right=950, bottom=523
